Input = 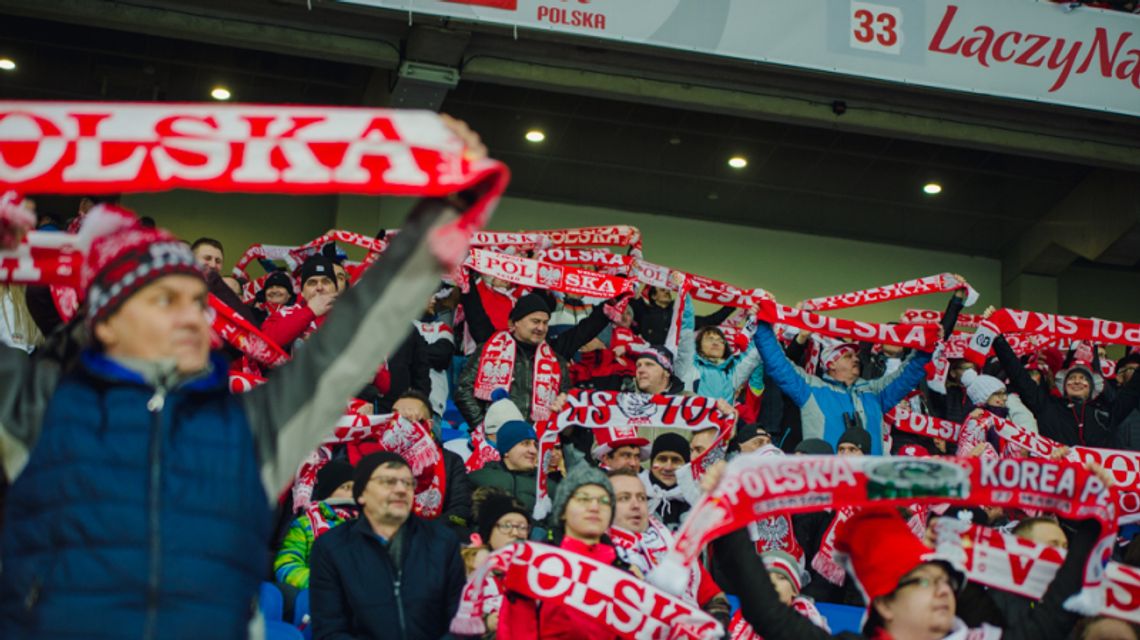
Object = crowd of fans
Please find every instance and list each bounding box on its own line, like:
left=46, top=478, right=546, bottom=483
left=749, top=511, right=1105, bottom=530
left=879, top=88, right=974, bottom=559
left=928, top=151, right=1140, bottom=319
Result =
left=2, top=175, right=1140, bottom=640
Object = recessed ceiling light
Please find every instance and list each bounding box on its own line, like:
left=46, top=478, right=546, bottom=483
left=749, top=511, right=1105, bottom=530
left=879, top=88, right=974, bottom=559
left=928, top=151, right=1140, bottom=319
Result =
left=728, top=156, right=748, bottom=169
left=210, top=87, right=232, bottom=101
left=923, top=182, right=943, bottom=195
left=525, top=129, right=546, bottom=143
left=0, top=58, right=15, bottom=71
left=669, top=136, right=682, bottom=145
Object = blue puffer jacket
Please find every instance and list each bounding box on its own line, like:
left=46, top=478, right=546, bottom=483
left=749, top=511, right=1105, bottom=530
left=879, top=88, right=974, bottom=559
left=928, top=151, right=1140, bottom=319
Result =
left=675, top=295, right=762, bottom=402
left=0, top=351, right=269, bottom=639
left=753, top=323, right=931, bottom=455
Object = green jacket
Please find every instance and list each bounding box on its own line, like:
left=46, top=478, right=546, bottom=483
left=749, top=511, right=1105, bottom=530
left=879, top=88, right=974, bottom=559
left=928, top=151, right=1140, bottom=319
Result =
left=469, top=461, right=559, bottom=518
left=274, top=501, right=357, bottom=589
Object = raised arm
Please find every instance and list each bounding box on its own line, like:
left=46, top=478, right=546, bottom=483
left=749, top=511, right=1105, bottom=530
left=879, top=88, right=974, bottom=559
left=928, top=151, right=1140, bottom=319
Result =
left=993, top=335, right=1049, bottom=416
left=242, top=199, right=460, bottom=500
left=459, top=276, right=496, bottom=345
left=549, top=294, right=620, bottom=360
left=752, top=323, right=812, bottom=407
left=675, top=294, right=697, bottom=388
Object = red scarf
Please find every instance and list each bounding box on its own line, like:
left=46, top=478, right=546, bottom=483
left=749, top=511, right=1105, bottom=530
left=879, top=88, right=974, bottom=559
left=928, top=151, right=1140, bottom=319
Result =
left=966, top=309, right=1140, bottom=367
left=473, top=331, right=562, bottom=422
left=451, top=541, right=721, bottom=639
left=653, top=454, right=1117, bottom=618
left=208, top=293, right=290, bottom=368
left=609, top=519, right=706, bottom=604
left=292, top=413, right=446, bottom=519
left=464, top=248, right=636, bottom=303
left=729, top=596, right=830, bottom=640
left=800, top=273, right=978, bottom=312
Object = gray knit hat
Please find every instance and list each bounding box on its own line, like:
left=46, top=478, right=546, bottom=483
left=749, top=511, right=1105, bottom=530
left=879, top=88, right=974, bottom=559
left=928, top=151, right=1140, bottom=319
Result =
left=551, top=464, right=616, bottom=527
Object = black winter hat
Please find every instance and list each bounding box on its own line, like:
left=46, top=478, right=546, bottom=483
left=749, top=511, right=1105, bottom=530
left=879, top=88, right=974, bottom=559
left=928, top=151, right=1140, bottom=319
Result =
left=838, top=427, right=872, bottom=454
left=299, top=255, right=338, bottom=290
left=650, top=432, right=690, bottom=463
left=509, top=293, right=551, bottom=322
left=263, top=270, right=294, bottom=295
left=794, top=438, right=835, bottom=455
left=351, top=452, right=409, bottom=504
left=733, top=422, right=772, bottom=447
left=476, top=491, right=529, bottom=545
left=313, top=460, right=354, bottom=502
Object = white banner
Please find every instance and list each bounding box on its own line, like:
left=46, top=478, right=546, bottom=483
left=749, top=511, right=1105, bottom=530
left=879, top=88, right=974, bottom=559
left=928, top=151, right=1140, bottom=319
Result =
left=341, top=0, right=1140, bottom=118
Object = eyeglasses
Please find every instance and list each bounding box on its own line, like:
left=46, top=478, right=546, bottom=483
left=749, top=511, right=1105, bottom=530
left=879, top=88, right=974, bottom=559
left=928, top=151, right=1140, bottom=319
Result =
left=616, top=493, right=648, bottom=504
left=571, top=493, right=612, bottom=507
left=496, top=522, right=530, bottom=534
left=370, top=476, right=415, bottom=489
left=896, top=574, right=959, bottom=592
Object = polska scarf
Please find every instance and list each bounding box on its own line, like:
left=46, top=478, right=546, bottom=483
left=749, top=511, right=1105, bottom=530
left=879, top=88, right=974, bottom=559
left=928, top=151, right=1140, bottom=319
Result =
left=966, top=309, right=1140, bottom=368
left=450, top=541, right=723, bottom=639
left=292, top=413, right=445, bottom=518
left=473, top=331, right=561, bottom=422
left=610, top=518, right=705, bottom=604
left=652, top=454, right=1117, bottom=618
left=800, top=273, right=978, bottom=312
left=208, top=293, right=290, bottom=368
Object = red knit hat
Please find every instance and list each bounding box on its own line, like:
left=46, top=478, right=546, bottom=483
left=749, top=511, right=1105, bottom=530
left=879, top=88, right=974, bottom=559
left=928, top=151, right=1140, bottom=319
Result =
left=835, top=508, right=950, bottom=604
left=590, top=425, right=650, bottom=461
left=80, top=205, right=202, bottom=327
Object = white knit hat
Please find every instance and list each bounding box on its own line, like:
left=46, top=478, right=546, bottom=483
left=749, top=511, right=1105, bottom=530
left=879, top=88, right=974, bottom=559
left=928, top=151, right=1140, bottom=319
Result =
left=483, top=388, right=524, bottom=437
left=961, top=368, right=1006, bottom=406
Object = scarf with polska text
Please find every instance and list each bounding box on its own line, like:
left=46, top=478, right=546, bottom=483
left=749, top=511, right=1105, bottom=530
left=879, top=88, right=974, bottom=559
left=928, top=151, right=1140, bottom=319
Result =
left=932, top=518, right=1140, bottom=626
left=533, top=391, right=735, bottom=520
left=465, top=422, right=501, bottom=473
left=799, top=273, right=978, bottom=312
left=966, top=309, right=1140, bottom=368
left=449, top=541, right=723, bottom=639
left=650, top=454, right=1117, bottom=618
left=467, top=225, right=641, bottom=252
left=473, top=331, right=561, bottom=422
left=463, top=247, right=636, bottom=304
left=208, top=293, right=290, bottom=368
left=903, top=308, right=984, bottom=328
left=291, top=412, right=445, bottom=518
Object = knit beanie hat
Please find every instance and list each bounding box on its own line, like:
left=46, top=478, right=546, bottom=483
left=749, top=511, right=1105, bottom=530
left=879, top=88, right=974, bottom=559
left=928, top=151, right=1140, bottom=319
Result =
left=733, top=422, right=772, bottom=447
left=263, top=270, right=294, bottom=296
left=794, top=438, right=835, bottom=455
left=483, top=388, right=525, bottom=438
left=838, top=427, right=872, bottom=454
left=476, top=491, right=529, bottom=545
left=1056, top=362, right=1104, bottom=398
left=650, top=432, right=691, bottom=463
left=509, top=292, right=551, bottom=322
left=351, top=451, right=409, bottom=504
left=761, top=549, right=810, bottom=593
left=495, top=420, right=537, bottom=457
left=81, top=205, right=201, bottom=328
left=961, top=368, right=1006, bottom=406
left=821, top=342, right=858, bottom=371
left=313, top=460, right=354, bottom=502
left=299, top=255, right=338, bottom=290
left=551, top=464, right=615, bottom=526
left=635, top=345, right=674, bottom=374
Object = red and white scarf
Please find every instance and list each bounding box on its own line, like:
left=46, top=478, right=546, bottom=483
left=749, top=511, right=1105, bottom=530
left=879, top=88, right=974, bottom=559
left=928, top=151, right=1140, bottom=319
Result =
left=652, top=454, right=1117, bottom=617
left=533, top=391, right=735, bottom=520
left=933, top=518, right=1140, bottom=625
left=305, top=500, right=359, bottom=539
left=966, top=309, right=1140, bottom=367
left=800, top=273, right=978, bottom=312
left=610, top=519, right=705, bottom=604
left=450, top=541, right=722, bottom=639
left=473, top=331, right=562, bottom=422
left=292, top=413, right=446, bottom=518
left=208, top=293, right=290, bottom=368
left=903, top=309, right=983, bottom=328
left=810, top=507, right=856, bottom=586
left=465, top=422, right=502, bottom=473
left=465, top=247, right=636, bottom=302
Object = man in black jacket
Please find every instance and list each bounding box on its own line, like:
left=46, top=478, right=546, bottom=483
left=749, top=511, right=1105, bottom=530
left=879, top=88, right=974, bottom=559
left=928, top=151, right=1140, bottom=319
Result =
left=629, top=286, right=734, bottom=347
left=311, top=452, right=464, bottom=640
left=993, top=335, right=1132, bottom=448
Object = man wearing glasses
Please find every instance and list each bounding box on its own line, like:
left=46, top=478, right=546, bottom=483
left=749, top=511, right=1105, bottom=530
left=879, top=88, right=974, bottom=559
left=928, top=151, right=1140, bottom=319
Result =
left=310, top=452, right=464, bottom=640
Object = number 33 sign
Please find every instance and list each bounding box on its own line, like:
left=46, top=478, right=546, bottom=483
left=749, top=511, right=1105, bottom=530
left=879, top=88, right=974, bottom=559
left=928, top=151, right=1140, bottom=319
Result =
left=850, top=1, right=902, bottom=55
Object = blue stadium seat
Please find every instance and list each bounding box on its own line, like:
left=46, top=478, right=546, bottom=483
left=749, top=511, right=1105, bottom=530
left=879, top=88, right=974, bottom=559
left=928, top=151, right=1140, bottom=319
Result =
left=259, top=582, right=284, bottom=622
left=293, top=589, right=312, bottom=640
left=265, top=620, right=303, bottom=640
left=815, top=602, right=864, bottom=634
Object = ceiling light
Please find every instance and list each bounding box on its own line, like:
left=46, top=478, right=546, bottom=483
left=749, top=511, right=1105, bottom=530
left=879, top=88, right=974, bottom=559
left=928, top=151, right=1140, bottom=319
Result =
left=0, top=58, right=15, bottom=71
left=525, top=129, right=546, bottom=143
left=728, top=156, right=748, bottom=169
left=210, top=87, right=232, bottom=101
left=923, top=182, right=943, bottom=195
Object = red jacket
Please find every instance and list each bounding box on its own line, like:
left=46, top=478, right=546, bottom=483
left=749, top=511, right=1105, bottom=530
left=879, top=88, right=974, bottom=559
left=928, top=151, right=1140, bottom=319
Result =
left=261, top=303, right=321, bottom=351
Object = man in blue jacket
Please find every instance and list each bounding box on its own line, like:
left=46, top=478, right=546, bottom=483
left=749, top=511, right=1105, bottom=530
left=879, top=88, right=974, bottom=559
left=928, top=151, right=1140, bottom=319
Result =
left=0, top=190, right=473, bottom=638
left=310, top=451, right=464, bottom=640
left=752, top=288, right=965, bottom=455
